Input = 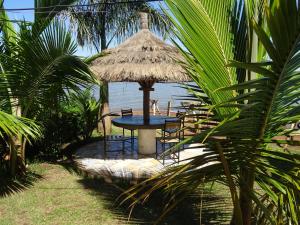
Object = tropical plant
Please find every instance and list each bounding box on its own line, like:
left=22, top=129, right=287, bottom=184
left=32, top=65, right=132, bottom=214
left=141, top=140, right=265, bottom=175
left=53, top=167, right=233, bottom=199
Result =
left=27, top=88, right=99, bottom=160
left=0, top=111, right=41, bottom=175
left=63, top=0, right=170, bottom=134
left=0, top=0, right=96, bottom=174
left=62, top=87, right=100, bottom=141
left=123, top=1, right=300, bottom=225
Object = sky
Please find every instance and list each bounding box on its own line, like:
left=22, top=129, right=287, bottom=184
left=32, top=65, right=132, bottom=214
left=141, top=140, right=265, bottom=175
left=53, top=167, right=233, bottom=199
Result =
left=3, top=0, right=166, bottom=57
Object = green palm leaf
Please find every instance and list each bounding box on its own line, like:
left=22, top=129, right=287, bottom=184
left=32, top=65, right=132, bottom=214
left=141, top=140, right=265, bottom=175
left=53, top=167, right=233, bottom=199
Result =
left=124, top=1, right=300, bottom=224
left=165, top=0, right=238, bottom=118
left=0, top=110, right=41, bottom=141
left=0, top=20, right=96, bottom=117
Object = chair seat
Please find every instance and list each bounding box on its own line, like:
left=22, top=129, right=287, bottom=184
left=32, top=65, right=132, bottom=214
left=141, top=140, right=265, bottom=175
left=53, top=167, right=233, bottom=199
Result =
left=159, top=138, right=180, bottom=143
left=106, top=135, right=131, bottom=141
left=164, top=128, right=180, bottom=134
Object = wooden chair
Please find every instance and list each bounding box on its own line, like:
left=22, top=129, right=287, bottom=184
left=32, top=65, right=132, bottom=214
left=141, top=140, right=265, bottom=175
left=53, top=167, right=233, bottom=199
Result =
left=157, top=119, right=182, bottom=164
left=179, top=104, right=218, bottom=137
left=121, top=108, right=135, bottom=151
left=176, top=111, right=186, bottom=139
left=100, top=112, right=132, bottom=157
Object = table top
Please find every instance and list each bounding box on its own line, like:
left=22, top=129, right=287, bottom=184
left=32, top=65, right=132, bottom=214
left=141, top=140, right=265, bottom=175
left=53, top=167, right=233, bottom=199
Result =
left=112, top=115, right=177, bottom=129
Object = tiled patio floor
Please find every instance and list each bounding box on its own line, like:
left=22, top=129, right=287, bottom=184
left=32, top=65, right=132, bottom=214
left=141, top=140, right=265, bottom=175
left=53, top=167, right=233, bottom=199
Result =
left=74, top=139, right=205, bottom=183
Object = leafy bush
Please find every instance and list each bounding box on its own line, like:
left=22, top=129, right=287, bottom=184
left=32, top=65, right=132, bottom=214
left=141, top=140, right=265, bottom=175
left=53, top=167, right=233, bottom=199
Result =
left=62, top=88, right=100, bottom=141
left=27, top=88, right=100, bottom=160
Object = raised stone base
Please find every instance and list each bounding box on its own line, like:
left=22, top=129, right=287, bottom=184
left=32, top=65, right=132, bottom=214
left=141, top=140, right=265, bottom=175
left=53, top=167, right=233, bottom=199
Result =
left=138, top=129, right=156, bottom=155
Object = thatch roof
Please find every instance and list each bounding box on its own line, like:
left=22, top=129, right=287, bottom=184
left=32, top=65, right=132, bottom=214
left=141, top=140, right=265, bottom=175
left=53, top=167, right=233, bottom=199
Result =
left=90, top=29, right=189, bottom=83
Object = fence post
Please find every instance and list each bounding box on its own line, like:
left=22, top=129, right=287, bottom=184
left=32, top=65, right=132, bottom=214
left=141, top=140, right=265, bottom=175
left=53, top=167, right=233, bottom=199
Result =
left=167, top=101, right=171, bottom=116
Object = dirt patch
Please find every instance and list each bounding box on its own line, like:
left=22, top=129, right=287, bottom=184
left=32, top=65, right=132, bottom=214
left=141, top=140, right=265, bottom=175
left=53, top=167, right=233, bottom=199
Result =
left=41, top=165, right=69, bottom=181
left=14, top=212, right=30, bottom=225
left=44, top=206, right=54, bottom=215
left=0, top=206, right=4, bottom=217
left=40, top=163, right=53, bottom=169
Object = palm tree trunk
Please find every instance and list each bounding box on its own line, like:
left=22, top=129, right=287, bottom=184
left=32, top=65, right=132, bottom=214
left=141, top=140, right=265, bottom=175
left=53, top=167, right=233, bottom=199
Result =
left=97, top=9, right=112, bottom=135
left=229, top=168, right=254, bottom=225
left=239, top=169, right=255, bottom=225
left=9, top=136, right=25, bottom=176
left=238, top=10, right=258, bottom=224
left=232, top=5, right=259, bottom=223
left=10, top=101, right=25, bottom=176
left=9, top=137, right=17, bottom=176
left=99, top=80, right=111, bottom=134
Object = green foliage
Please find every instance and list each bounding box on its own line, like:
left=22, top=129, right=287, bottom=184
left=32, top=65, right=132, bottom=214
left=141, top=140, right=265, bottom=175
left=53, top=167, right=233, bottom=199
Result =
left=0, top=111, right=41, bottom=141
left=0, top=1, right=96, bottom=173
left=2, top=20, right=95, bottom=117
left=166, top=0, right=237, bottom=118
left=124, top=1, right=300, bottom=225
left=62, top=88, right=100, bottom=141
left=27, top=88, right=100, bottom=160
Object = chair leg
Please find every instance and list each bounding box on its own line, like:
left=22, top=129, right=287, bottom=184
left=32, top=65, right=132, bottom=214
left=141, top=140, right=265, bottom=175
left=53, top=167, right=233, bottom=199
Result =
left=131, top=130, right=134, bottom=152
left=162, top=138, right=166, bottom=165
left=104, top=139, right=107, bottom=159
left=155, top=137, right=158, bottom=159
left=178, top=147, right=180, bottom=163
left=122, top=139, right=125, bottom=154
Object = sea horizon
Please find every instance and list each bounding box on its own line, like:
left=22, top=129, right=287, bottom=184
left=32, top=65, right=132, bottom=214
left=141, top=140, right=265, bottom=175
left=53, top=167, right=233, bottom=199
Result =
left=92, top=82, right=191, bottom=112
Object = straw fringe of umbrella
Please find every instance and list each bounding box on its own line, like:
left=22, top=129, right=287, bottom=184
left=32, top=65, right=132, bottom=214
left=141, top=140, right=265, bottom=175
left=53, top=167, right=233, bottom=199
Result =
left=90, top=12, right=190, bottom=123
left=90, top=29, right=189, bottom=83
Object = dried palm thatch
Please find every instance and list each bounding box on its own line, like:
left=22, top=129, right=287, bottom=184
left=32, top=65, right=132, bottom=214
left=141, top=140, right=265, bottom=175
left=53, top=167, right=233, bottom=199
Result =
left=90, top=29, right=189, bottom=83
left=90, top=12, right=190, bottom=123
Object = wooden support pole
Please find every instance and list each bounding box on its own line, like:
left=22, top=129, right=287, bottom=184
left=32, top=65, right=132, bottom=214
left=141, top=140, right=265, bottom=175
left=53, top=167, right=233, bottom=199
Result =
left=139, top=81, right=155, bottom=124
left=143, top=88, right=150, bottom=123
left=167, top=101, right=171, bottom=116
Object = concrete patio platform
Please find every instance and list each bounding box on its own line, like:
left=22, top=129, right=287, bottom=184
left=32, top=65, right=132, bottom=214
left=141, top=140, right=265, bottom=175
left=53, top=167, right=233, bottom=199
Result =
left=74, top=140, right=205, bottom=183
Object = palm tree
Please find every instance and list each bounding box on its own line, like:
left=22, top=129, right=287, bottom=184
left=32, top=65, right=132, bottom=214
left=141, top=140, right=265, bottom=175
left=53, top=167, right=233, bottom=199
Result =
left=124, top=1, right=300, bottom=225
left=0, top=0, right=96, bottom=175
left=0, top=1, right=43, bottom=175
left=64, top=0, right=169, bottom=134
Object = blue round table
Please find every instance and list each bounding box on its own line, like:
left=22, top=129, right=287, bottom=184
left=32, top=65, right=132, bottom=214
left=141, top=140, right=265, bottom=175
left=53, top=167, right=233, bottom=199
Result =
left=112, top=115, right=176, bottom=154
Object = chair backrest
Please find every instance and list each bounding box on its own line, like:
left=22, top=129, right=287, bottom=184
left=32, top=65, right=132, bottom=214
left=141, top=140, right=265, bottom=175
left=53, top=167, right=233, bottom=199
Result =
left=121, top=108, right=133, bottom=117
left=100, top=112, right=120, bottom=138
left=164, top=119, right=181, bottom=137
left=176, top=111, right=186, bottom=120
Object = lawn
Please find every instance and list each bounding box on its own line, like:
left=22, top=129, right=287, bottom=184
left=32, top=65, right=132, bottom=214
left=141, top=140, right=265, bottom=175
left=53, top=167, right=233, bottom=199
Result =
left=0, top=163, right=232, bottom=225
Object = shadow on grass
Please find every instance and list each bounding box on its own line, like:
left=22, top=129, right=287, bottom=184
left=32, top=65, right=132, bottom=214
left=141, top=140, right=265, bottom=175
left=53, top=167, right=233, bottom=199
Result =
left=60, top=161, right=232, bottom=225
left=61, top=136, right=104, bottom=160
left=197, top=193, right=233, bottom=225
left=77, top=178, right=191, bottom=225
left=0, top=171, right=43, bottom=197
left=77, top=178, right=232, bottom=225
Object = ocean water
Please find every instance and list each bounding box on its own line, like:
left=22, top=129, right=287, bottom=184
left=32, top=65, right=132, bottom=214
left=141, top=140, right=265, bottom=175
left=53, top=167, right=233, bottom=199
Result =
left=92, top=82, right=191, bottom=112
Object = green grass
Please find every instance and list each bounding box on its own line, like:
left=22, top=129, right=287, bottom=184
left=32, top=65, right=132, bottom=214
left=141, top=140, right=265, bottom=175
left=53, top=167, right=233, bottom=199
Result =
left=0, top=163, right=121, bottom=225
left=0, top=163, right=232, bottom=225
left=267, top=143, right=300, bottom=155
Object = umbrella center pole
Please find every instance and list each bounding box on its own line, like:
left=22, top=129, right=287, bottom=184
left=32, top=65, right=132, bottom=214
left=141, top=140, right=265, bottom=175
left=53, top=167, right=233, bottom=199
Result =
left=139, top=84, right=154, bottom=124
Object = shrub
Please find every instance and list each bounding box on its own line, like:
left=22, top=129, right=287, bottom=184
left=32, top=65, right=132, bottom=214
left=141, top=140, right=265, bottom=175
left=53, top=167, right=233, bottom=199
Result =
left=27, top=88, right=100, bottom=160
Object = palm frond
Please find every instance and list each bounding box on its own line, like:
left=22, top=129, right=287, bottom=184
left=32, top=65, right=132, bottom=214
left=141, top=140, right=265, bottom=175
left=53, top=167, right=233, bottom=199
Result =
left=165, top=0, right=238, bottom=119
left=0, top=19, right=96, bottom=118
left=64, top=0, right=170, bottom=50
left=0, top=110, right=41, bottom=142
left=124, top=1, right=300, bottom=224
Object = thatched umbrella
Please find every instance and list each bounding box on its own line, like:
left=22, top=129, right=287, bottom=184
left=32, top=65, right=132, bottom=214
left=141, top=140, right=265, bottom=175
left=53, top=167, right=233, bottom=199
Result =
left=90, top=12, right=189, bottom=123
